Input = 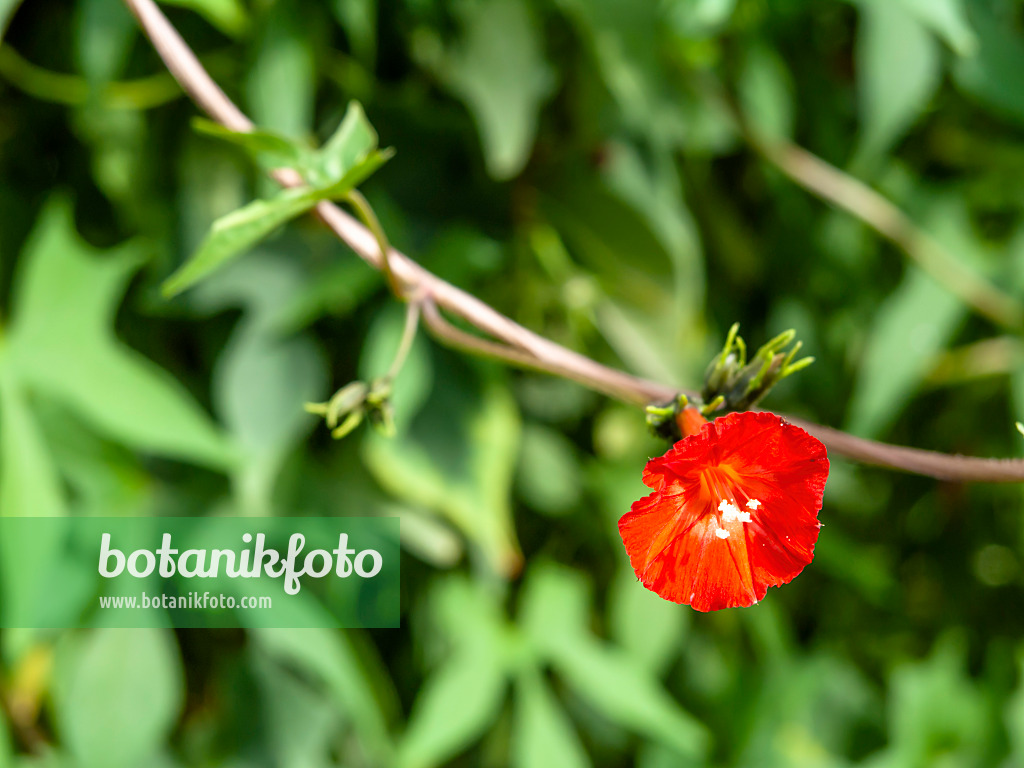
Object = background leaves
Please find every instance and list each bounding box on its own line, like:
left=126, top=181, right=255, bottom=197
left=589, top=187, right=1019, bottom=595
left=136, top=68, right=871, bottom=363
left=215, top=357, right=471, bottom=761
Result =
left=2, top=0, right=1024, bottom=766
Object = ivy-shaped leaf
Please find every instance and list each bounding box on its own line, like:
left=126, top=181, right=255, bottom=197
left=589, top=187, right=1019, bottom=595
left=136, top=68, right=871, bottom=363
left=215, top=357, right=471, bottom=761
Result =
left=7, top=198, right=237, bottom=469
left=164, top=102, right=392, bottom=296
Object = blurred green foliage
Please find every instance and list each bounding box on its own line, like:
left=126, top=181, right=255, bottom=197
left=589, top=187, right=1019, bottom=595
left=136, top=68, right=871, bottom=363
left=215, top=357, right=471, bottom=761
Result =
left=2, top=0, right=1024, bottom=766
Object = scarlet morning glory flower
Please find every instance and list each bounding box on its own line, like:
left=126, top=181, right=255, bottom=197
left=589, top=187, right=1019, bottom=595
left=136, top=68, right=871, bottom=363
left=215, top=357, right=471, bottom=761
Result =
left=619, top=409, right=829, bottom=612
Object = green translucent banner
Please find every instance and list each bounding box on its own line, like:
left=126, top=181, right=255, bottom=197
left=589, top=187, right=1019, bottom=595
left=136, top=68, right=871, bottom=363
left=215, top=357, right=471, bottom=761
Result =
left=0, top=517, right=400, bottom=628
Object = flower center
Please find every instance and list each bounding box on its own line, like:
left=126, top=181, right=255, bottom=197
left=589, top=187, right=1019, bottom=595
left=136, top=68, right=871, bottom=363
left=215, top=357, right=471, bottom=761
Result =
left=699, top=467, right=761, bottom=540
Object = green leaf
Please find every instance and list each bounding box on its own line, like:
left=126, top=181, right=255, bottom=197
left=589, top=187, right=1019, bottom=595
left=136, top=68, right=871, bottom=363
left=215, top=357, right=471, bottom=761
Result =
left=314, top=147, right=395, bottom=199
left=397, top=644, right=508, bottom=768
left=519, top=565, right=706, bottom=758
left=738, top=44, right=795, bottom=141
left=953, top=3, right=1024, bottom=125
left=608, top=567, right=687, bottom=677
left=251, top=628, right=393, bottom=763
left=245, top=5, right=314, bottom=137
left=363, top=377, right=522, bottom=576
left=431, top=0, right=555, bottom=179
left=158, top=0, right=249, bottom=37
left=548, top=633, right=707, bottom=758
left=513, top=669, right=591, bottom=768
left=192, top=117, right=312, bottom=170
left=519, top=562, right=592, bottom=647
left=515, top=424, right=582, bottom=516
left=394, top=579, right=509, bottom=768
left=316, top=101, right=379, bottom=183
left=8, top=199, right=236, bottom=469
left=53, top=628, right=184, bottom=768
left=162, top=186, right=319, bottom=297
left=855, top=0, right=941, bottom=161
left=883, top=633, right=987, bottom=764
left=0, top=368, right=65, bottom=520
left=0, top=369, right=71, bottom=655
left=331, top=0, right=377, bottom=65
left=846, top=264, right=964, bottom=438
left=196, top=254, right=328, bottom=514
left=249, top=649, right=339, bottom=768
left=0, top=0, right=22, bottom=40
left=74, top=0, right=136, bottom=85
left=896, top=0, right=976, bottom=56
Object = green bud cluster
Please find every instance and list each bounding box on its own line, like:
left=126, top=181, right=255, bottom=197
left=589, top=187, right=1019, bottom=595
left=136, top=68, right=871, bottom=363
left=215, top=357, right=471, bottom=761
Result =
left=644, top=323, right=814, bottom=442
left=304, top=378, right=396, bottom=440
left=701, top=323, right=813, bottom=414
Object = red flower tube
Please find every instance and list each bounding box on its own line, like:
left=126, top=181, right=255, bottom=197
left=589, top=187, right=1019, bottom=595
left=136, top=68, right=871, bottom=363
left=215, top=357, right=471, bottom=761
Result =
left=619, top=409, right=829, bottom=612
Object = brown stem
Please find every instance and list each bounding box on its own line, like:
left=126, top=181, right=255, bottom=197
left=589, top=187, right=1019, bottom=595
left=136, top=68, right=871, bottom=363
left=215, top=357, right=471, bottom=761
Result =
left=750, top=137, right=1024, bottom=331
left=122, top=0, right=1024, bottom=483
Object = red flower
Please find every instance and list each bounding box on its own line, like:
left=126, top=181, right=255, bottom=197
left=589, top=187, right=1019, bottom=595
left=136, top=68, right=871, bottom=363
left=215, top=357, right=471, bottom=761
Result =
left=619, top=409, right=829, bottom=612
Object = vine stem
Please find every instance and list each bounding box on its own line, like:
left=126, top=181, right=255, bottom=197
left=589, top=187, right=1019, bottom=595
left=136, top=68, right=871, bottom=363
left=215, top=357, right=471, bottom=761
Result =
left=384, top=300, right=421, bottom=383
left=122, top=0, right=1024, bottom=483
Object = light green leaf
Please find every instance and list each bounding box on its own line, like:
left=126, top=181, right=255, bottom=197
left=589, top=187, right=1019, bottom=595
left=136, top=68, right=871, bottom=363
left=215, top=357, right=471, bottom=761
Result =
left=0, top=370, right=70, bottom=654
left=8, top=199, right=236, bottom=469
left=0, top=369, right=65, bottom=519
left=158, top=0, right=249, bottom=37
left=331, top=0, right=377, bottom=65
left=519, top=562, right=591, bottom=648
left=363, top=379, right=521, bottom=576
left=162, top=187, right=319, bottom=297
left=0, top=709, right=11, bottom=767
left=0, top=0, right=22, bottom=40
left=198, top=255, right=328, bottom=514
left=846, top=264, right=965, bottom=438
left=608, top=567, right=687, bottom=677
left=396, top=646, right=507, bottom=768
left=192, top=117, right=313, bottom=170
left=317, top=101, right=379, bottom=183
left=74, top=0, right=136, bottom=85
left=738, top=44, right=795, bottom=141
left=855, top=1, right=941, bottom=160
left=515, top=423, right=582, bottom=516
left=883, top=633, right=987, bottom=765
left=519, top=565, right=705, bottom=758
left=314, top=147, right=395, bottom=199
left=513, top=669, right=590, bottom=768
left=433, top=0, right=555, bottom=179
left=395, top=578, right=508, bottom=767
left=245, top=6, right=314, bottom=137
left=896, top=0, right=976, bottom=56
left=54, top=628, right=184, bottom=768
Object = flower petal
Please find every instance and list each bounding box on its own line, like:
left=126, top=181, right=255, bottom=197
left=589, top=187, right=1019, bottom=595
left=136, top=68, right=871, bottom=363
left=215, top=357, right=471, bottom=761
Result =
left=619, top=410, right=829, bottom=611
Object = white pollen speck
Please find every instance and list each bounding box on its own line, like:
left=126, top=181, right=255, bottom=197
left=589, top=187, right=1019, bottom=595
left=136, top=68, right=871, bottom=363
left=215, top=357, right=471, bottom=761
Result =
left=714, top=527, right=730, bottom=539
left=746, top=499, right=761, bottom=510
left=719, top=499, right=751, bottom=524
